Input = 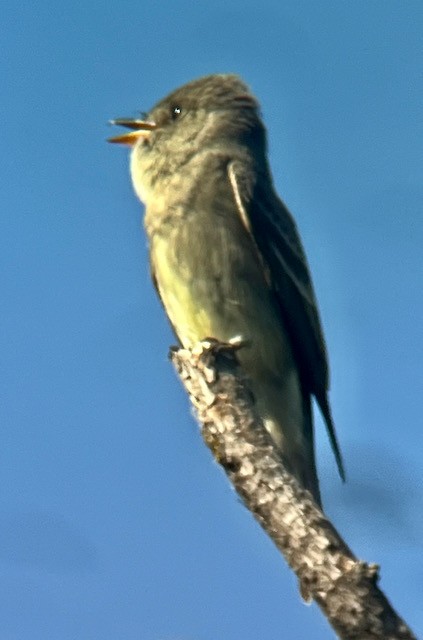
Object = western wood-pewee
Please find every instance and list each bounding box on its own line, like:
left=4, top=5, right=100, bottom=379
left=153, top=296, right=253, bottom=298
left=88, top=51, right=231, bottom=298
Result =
left=109, top=74, right=344, bottom=505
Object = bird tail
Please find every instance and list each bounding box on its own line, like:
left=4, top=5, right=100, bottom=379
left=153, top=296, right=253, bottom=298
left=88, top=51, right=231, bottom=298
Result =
left=316, top=392, right=346, bottom=482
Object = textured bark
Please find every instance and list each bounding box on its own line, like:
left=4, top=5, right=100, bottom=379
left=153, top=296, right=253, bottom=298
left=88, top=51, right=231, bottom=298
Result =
left=170, top=340, right=416, bottom=640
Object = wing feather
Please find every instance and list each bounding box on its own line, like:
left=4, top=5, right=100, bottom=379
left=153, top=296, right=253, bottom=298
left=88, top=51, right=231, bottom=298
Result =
left=228, top=161, right=345, bottom=480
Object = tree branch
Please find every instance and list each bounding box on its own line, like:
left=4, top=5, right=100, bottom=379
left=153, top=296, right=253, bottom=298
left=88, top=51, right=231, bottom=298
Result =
left=170, top=339, right=416, bottom=640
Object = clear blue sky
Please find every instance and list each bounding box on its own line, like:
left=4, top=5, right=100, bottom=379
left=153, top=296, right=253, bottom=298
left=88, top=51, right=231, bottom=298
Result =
left=2, top=1, right=422, bottom=638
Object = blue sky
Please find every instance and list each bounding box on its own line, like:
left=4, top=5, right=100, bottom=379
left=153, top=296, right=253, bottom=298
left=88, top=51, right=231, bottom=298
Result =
left=2, top=1, right=422, bottom=638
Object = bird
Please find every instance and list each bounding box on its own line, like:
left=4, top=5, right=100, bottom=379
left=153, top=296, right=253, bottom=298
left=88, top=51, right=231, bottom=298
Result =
left=108, top=73, right=345, bottom=506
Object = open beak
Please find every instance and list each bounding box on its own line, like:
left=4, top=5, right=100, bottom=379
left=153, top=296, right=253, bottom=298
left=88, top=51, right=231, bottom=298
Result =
left=107, top=118, right=157, bottom=145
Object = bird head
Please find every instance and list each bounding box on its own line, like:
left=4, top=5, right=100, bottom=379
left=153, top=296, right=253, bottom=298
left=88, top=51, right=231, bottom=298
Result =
left=108, top=74, right=266, bottom=204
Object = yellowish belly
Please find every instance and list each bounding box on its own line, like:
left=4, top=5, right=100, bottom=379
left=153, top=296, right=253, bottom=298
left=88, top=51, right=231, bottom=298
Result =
left=150, top=226, right=307, bottom=477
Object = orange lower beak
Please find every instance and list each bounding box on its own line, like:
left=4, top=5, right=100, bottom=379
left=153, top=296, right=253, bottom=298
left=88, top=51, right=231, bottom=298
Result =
left=108, top=118, right=156, bottom=145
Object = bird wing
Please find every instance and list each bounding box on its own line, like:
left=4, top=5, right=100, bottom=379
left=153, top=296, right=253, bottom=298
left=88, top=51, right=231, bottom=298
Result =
left=228, top=160, right=345, bottom=480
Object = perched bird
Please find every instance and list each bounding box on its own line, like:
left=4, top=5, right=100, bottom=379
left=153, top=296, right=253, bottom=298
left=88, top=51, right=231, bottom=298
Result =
left=109, top=74, right=345, bottom=506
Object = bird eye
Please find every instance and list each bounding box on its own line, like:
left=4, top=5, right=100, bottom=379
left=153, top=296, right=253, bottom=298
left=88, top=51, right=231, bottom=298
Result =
left=171, top=105, right=182, bottom=120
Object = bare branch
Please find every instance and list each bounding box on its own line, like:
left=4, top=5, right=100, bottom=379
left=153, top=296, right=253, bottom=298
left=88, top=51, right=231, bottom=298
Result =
left=170, top=340, right=416, bottom=640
